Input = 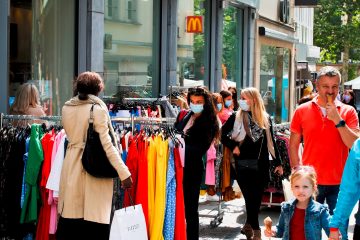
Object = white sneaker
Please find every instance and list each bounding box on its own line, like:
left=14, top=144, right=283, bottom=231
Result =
left=206, top=194, right=220, bottom=202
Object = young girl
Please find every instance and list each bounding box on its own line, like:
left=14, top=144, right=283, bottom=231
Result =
left=265, top=166, right=331, bottom=240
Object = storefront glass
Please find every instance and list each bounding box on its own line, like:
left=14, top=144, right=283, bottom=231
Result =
left=260, top=45, right=290, bottom=123
left=104, top=0, right=155, bottom=100
left=9, top=0, right=75, bottom=115
left=177, top=0, right=206, bottom=87
left=222, top=5, right=243, bottom=90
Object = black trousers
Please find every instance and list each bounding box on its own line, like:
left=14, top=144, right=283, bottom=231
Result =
left=183, top=161, right=204, bottom=240
left=56, top=217, right=110, bottom=240
left=235, top=168, right=265, bottom=230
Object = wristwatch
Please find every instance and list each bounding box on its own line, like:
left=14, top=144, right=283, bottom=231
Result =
left=335, top=119, right=346, bottom=128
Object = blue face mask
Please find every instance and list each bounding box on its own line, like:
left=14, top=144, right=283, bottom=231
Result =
left=239, top=100, right=250, bottom=111
left=190, top=102, right=204, bottom=114
left=216, top=103, right=223, bottom=111
left=343, top=95, right=351, bottom=103
left=225, top=100, right=233, bottom=108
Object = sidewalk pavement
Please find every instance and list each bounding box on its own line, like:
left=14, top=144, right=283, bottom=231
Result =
left=198, top=196, right=357, bottom=239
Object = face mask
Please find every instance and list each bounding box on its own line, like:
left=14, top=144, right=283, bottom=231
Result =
left=190, top=102, right=204, bottom=114
left=224, top=100, right=233, bottom=108
left=239, top=100, right=250, bottom=111
left=216, top=103, right=223, bottom=111
left=344, top=95, right=351, bottom=103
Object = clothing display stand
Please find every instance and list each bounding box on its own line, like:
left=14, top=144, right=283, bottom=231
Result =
left=261, top=122, right=291, bottom=208
left=0, top=113, right=62, bottom=128
left=111, top=116, right=176, bottom=134
left=0, top=113, right=176, bottom=133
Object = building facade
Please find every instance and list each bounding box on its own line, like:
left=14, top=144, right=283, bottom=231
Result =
left=2, top=0, right=302, bottom=124
left=255, top=0, right=297, bottom=123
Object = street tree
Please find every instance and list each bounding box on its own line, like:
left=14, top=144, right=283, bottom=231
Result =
left=314, top=0, right=360, bottom=86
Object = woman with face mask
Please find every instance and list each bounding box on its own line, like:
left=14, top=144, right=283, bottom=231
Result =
left=174, top=86, right=220, bottom=240
left=221, top=87, right=283, bottom=240
left=218, top=90, right=233, bottom=124
left=342, top=89, right=356, bottom=110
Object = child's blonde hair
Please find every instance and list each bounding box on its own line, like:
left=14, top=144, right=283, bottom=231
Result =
left=290, top=165, right=317, bottom=197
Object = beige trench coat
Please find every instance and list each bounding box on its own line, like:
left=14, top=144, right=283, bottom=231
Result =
left=59, top=95, right=130, bottom=224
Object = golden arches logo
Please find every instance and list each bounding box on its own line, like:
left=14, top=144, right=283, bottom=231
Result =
left=186, top=16, right=203, bottom=33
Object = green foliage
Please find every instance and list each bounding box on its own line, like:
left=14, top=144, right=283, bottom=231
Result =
left=348, top=64, right=358, bottom=80
left=222, top=7, right=237, bottom=79
left=314, top=0, right=360, bottom=63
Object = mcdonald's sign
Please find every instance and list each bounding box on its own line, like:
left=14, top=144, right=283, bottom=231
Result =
left=186, top=16, right=203, bottom=33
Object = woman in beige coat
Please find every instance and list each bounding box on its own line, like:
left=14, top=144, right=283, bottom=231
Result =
left=57, top=72, right=132, bottom=239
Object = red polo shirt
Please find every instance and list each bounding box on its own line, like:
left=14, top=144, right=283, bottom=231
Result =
left=290, top=97, right=359, bottom=185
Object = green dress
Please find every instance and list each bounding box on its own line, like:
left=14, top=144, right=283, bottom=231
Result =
left=20, top=124, right=44, bottom=223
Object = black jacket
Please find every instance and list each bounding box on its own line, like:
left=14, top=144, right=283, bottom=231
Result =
left=174, top=110, right=216, bottom=169
left=221, top=112, right=282, bottom=180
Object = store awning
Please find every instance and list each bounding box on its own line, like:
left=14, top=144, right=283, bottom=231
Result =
left=233, top=0, right=260, bottom=9
left=344, top=76, right=360, bottom=89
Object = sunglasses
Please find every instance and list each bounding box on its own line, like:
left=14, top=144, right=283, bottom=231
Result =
left=292, top=165, right=315, bottom=174
left=188, top=87, right=206, bottom=95
left=317, top=68, right=340, bottom=79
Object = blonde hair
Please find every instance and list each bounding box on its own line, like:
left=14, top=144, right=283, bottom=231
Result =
left=290, top=165, right=317, bottom=197
left=241, top=87, right=269, bottom=129
left=10, top=83, right=41, bottom=114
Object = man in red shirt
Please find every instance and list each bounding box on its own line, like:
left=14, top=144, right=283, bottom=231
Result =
left=290, top=66, right=359, bottom=239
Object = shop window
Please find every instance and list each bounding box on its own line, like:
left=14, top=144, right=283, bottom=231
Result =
left=260, top=45, right=290, bottom=123
left=9, top=0, right=75, bottom=115
left=177, top=0, right=206, bottom=87
left=104, top=0, right=154, bottom=101
left=221, top=5, right=244, bottom=90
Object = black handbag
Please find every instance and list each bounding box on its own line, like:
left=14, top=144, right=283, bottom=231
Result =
left=237, top=136, right=264, bottom=171
left=81, top=103, right=118, bottom=178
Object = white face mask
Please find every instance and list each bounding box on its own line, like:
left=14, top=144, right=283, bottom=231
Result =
left=239, top=100, right=250, bottom=111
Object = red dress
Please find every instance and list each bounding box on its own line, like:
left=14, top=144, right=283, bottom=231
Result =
left=36, top=131, right=55, bottom=240
left=123, top=135, right=138, bottom=207
left=174, top=147, right=186, bottom=240
left=135, top=136, right=149, bottom=231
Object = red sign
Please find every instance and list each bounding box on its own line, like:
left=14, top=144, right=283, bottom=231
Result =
left=186, top=16, right=203, bottom=33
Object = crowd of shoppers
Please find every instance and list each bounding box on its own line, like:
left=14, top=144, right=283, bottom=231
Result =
left=10, top=66, right=360, bottom=239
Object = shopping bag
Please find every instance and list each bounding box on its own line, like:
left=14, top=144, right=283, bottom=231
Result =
left=282, top=178, right=294, bottom=201
left=109, top=203, right=148, bottom=240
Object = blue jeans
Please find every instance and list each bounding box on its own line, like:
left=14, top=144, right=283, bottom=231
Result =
left=317, top=185, right=348, bottom=240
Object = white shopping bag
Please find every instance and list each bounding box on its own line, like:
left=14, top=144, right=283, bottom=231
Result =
left=109, top=204, right=148, bottom=240
left=282, top=179, right=294, bottom=202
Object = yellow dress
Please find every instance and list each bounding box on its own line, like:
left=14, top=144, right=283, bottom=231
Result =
left=149, top=135, right=169, bottom=240
left=147, top=137, right=156, bottom=239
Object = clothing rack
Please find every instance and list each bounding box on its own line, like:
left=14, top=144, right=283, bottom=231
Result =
left=274, top=122, right=290, bottom=131
left=111, top=116, right=176, bottom=134
left=1, top=113, right=176, bottom=133
left=0, top=113, right=62, bottom=128
left=122, top=98, right=160, bottom=103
